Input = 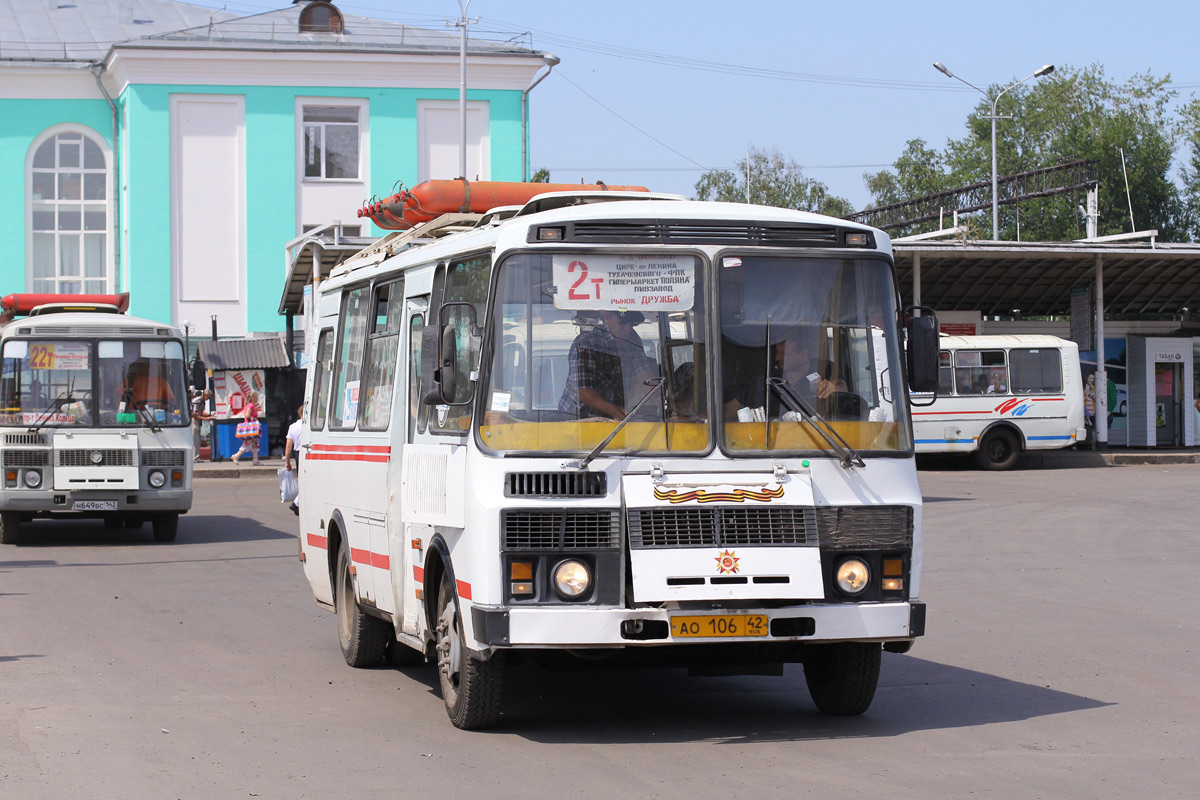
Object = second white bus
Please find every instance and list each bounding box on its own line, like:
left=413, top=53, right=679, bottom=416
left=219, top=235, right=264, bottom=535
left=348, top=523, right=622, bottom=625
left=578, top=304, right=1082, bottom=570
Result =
left=913, top=334, right=1086, bottom=469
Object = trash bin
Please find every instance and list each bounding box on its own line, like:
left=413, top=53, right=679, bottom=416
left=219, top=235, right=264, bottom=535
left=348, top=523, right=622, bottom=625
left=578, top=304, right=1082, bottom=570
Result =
left=212, top=419, right=268, bottom=461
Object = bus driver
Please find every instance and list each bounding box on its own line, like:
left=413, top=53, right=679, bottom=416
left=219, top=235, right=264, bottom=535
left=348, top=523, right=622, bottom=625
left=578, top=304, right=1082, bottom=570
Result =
left=558, top=310, right=652, bottom=420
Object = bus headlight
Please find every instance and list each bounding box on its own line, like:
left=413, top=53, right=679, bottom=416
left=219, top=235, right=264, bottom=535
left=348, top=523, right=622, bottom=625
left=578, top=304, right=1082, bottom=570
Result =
left=23, top=470, right=42, bottom=489
left=835, top=558, right=870, bottom=595
left=553, top=559, right=591, bottom=599
left=148, top=470, right=167, bottom=488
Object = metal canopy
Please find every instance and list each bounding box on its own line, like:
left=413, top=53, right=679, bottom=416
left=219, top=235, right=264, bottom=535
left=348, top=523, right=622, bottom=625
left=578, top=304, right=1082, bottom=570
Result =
left=197, top=337, right=290, bottom=370
left=278, top=230, right=375, bottom=315
left=893, top=240, right=1200, bottom=317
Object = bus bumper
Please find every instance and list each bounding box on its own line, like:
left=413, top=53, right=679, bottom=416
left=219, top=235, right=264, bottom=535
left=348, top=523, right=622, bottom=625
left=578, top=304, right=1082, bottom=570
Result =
left=471, top=600, right=925, bottom=648
left=0, top=488, right=192, bottom=514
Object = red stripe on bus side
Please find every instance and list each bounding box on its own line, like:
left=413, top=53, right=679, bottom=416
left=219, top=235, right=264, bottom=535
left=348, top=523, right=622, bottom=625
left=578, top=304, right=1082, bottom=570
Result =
left=310, top=444, right=392, bottom=453
left=456, top=579, right=472, bottom=601
left=413, top=566, right=424, bottom=584
left=371, top=551, right=390, bottom=570
left=912, top=410, right=993, bottom=416
left=307, top=533, right=328, bottom=549
left=305, top=452, right=390, bottom=462
left=350, top=548, right=372, bottom=565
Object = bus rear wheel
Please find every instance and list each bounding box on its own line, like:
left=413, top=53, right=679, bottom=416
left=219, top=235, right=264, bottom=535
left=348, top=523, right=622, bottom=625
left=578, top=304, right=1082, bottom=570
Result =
left=0, top=511, right=20, bottom=544
left=803, top=642, right=881, bottom=716
left=335, top=545, right=389, bottom=667
left=435, top=574, right=504, bottom=729
left=975, top=428, right=1020, bottom=470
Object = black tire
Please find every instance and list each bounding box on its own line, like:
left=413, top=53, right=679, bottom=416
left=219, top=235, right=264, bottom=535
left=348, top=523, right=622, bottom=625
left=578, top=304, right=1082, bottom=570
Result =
left=103, top=517, right=123, bottom=530
left=803, top=642, right=881, bottom=715
left=335, top=545, right=389, bottom=668
left=0, top=511, right=20, bottom=544
left=152, top=513, right=179, bottom=542
left=386, top=637, right=427, bottom=667
left=435, top=575, right=504, bottom=729
left=975, top=427, right=1020, bottom=470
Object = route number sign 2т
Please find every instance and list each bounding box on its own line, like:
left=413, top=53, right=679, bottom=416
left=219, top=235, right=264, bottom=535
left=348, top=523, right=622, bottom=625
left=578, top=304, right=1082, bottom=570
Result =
left=552, top=254, right=695, bottom=313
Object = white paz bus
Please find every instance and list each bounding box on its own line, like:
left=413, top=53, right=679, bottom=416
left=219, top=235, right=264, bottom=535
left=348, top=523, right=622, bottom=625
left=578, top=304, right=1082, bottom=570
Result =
left=0, top=293, right=193, bottom=544
left=298, top=185, right=940, bottom=729
left=913, top=334, right=1087, bottom=469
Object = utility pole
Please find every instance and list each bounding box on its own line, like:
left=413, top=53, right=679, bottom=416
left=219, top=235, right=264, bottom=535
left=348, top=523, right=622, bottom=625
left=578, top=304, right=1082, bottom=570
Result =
left=451, top=1, right=478, bottom=180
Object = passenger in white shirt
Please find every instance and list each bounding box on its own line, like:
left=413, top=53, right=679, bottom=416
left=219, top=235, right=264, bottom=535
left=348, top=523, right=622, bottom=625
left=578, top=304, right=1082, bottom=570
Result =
left=284, top=405, right=303, bottom=514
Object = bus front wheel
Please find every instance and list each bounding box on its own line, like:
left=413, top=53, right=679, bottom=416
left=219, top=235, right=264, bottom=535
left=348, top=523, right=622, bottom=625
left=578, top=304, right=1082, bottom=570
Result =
left=803, top=642, right=881, bottom=715
left=975, top=428, right=1020, bottom=470
left=152, top=513, right=179, bottom=542
left=435, top=575, right=504, bottom=729
left=0, top=511, right=20, bottom=544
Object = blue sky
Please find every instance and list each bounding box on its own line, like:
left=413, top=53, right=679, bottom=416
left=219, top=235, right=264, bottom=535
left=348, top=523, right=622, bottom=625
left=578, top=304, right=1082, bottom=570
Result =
left=186, top=0, right=1200, bottom=210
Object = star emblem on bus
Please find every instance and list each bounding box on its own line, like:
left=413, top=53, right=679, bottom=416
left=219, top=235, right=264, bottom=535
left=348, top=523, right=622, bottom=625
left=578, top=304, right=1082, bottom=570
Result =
left=715, top=549, right=740, bottom=574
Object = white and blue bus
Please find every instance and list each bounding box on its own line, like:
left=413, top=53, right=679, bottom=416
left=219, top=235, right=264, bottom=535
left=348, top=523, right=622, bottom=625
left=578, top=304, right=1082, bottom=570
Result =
left=913, top=334, right=1087, bottom=469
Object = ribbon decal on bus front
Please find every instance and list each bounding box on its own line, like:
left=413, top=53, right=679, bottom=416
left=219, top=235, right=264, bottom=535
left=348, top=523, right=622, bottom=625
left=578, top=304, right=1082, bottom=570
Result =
left=551, top=254, right=695, bottom=312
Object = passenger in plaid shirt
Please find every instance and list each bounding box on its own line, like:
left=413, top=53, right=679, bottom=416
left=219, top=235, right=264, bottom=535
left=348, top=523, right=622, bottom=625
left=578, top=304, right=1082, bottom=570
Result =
left=558, top=310, right=648, bottom=419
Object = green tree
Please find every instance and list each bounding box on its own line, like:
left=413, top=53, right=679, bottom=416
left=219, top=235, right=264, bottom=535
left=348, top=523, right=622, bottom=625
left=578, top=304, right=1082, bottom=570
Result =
left=694, top=146, right=853, bottom=217
left=1177, top=97, right=1200, bottom=241
left=529, top=167, right=550, bottom=183
left=867, top=65, right=1185, bottom=241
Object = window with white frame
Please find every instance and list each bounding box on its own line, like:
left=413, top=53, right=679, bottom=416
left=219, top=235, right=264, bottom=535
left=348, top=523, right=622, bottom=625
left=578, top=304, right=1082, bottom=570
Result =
left=29, top=131, right=108, bottom=294
left=302, top=105, right=359, bottom=180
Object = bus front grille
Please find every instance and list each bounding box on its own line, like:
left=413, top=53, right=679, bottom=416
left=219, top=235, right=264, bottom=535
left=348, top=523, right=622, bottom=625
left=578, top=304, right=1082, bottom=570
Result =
left=814, top=506, right=913, bottom=550
left=504, top=471, right=607, bottom=498
left=141, top=450, right=186, bottom=467
left=57, top=449, right=135, bottom=467
left=502, top=509, right=620, bottom=550
left=4, top=433, right=47, bottom=446
left=628, top=507, right=816, bottom=549
left=3, top=449, right=51, bottom=467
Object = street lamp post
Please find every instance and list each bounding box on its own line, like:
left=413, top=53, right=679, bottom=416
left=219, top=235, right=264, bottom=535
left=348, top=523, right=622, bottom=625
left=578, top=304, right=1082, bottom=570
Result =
left=933, top=61, right=1054, bottom=240
left=453, top=1, right=478, bottom=180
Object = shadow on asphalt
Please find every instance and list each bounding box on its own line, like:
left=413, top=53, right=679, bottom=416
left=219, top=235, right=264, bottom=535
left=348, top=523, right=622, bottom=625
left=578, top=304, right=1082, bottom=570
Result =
left=391, top=653, right=1109, bottom=743
left=917, top=450, right=1109, bottom=471
left=0, top=513, right=293, bottom=548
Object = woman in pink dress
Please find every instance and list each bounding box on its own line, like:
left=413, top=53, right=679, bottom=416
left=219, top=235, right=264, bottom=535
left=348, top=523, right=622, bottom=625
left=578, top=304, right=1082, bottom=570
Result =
left=231, top=391, right=261, bottom=466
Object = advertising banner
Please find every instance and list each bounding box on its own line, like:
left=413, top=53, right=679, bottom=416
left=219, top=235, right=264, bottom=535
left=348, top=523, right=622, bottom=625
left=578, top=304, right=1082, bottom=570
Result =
left=214, top=369, right=266, bottom=418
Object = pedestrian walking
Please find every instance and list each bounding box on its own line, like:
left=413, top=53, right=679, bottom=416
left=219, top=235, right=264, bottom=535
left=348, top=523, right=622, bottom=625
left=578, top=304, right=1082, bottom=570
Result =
left=231, top=390, right=261, bottom=466
left=191, top=389, right=213, bottom=462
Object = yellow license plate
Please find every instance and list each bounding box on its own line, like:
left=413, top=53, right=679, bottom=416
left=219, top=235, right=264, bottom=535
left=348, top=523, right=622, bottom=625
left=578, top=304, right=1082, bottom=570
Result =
left=670, top=614, right=769, bottom=638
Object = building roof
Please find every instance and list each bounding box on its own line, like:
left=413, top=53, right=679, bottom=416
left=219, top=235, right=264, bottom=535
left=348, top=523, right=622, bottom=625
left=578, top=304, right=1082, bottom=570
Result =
left=198, top=336, right=291, bottom=370
left=1, top=0, right=537, bottom=63
left=894, top=240, right=1200, bottom=318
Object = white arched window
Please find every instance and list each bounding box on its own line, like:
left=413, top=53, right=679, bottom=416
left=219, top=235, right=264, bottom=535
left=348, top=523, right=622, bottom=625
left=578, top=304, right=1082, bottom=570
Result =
left=28, top=129, right=110, bottom=294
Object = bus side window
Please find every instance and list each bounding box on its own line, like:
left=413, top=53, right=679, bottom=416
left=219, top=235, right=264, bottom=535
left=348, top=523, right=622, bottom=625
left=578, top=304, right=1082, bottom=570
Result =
left=1010, top=348, right=1062, bottom=393
left=410, top=313, right=425, bottom=438
left=310, top=329, right=333, bottom=431
left=359, top=278, right=405, bottom=431
left=938, top=350, right=953, bottom=394
left=330, top=286, right=371, bottom=430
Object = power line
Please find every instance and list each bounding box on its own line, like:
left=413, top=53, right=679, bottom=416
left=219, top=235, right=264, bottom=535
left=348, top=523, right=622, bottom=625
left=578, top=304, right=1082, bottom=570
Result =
left=553, top=70, right=709, bottom=170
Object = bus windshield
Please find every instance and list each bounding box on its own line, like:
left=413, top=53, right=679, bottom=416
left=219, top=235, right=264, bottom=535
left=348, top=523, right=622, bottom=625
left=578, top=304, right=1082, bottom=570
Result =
left=717, top=254, right=911, bottom=454
left=0, top=339, right=189, bottom=428
left=479, top=252, right=708, bottom=454
left=97, top=340, right=189, bottom=426
left=1, top=340, right=95, bottom=427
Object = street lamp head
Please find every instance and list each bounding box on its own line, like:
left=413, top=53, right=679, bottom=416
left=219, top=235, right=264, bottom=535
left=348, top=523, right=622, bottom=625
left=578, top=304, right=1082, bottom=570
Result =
left=543, top=53, right=561, bottom=67
left=933, top=61, right=953, bottom=78
left=1035, top=64, right=1054, bottom=78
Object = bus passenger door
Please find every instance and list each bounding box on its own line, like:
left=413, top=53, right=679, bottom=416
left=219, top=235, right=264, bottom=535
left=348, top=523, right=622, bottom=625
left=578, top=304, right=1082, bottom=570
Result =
left=392, top=298, right=428, bottom=635
left=301, top=326, right=336, bottom=606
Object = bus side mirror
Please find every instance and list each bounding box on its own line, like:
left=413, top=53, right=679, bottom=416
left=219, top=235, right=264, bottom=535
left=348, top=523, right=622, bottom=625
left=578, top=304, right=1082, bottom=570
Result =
left=905, top=306, right=939, bottom=394
left=421, top=301, right=477, bottom=407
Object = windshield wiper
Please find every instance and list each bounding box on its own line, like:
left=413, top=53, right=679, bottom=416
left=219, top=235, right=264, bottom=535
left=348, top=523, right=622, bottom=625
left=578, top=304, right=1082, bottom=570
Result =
left=766, top=377, right=865, bottom=469
left=577, top=377, right=664, bottom=470
left=27, top=392, right=73, bottom=434
left=121, top=387, right=161, bottom=432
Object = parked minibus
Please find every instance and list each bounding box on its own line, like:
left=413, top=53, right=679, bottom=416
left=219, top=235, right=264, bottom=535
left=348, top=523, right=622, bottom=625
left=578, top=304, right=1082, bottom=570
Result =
left=913, top=334, right=1086, bottom=469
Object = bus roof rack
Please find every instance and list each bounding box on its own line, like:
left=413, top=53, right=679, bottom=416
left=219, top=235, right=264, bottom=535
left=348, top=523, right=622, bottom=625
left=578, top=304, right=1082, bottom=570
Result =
left=515, top=191, right=686, bottom=216
left=0, top=292, right=130, bottom=322
left=332, top=213, right=483, bottom=278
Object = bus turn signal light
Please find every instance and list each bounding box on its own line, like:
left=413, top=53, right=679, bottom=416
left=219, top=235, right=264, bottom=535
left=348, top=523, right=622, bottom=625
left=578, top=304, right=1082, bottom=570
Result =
left=882, top=558, right=904, bottom=577
left=510, top=561, right=533, bottom=580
